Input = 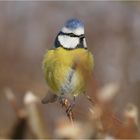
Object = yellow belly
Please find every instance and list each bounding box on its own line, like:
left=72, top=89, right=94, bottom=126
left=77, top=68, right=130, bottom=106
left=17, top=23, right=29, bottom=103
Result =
left=43, top=47, right=94, bottom=97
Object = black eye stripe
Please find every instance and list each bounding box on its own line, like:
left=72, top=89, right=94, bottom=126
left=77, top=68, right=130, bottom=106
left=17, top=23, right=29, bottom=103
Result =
left=60, top=31, right=85, bottom=38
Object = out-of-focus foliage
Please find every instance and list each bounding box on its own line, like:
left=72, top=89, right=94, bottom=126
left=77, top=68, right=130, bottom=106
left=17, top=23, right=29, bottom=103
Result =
left=0, top=1, right=140, bottom=139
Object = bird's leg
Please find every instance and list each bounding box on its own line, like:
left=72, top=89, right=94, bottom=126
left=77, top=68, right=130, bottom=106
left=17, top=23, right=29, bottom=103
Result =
left=58, top=96, right=75, bottom=121
left=66, top=96, right=75, bottom=121
left=58, top=96, right=68, bottom=108
left=66, top=96, right=75, bottom=115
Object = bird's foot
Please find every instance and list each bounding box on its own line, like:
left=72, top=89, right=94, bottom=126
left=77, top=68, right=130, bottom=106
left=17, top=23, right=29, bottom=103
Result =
left=58, top=97, right=74, bottom=121
left=59, top=97, right=69, bottom=107
left=66, top=103, right=75, bottom=120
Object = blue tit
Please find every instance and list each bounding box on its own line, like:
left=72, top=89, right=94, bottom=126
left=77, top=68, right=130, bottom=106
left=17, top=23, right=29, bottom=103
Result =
left=42, top=19, right=94, bottom=103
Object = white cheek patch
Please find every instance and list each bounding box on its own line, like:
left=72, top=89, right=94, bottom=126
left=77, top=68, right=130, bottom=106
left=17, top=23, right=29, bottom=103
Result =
left=62, top=27, right=84, bottom=36
left=58, top=35, right=79, bottom=49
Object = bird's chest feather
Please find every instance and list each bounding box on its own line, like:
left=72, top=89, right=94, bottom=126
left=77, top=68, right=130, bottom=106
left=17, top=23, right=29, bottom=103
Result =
left=43, top=47, right=92, bottom=96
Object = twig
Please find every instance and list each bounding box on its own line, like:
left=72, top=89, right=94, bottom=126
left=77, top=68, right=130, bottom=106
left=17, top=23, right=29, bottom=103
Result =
left=58, top=97, right=74, bottom=124
left=4, top=88, right=27, bottom=139
left=24, top=91, right=48, bottom=139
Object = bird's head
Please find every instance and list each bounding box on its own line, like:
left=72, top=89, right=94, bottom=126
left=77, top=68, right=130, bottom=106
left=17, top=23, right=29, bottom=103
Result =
left=55, top=19, right=87, bottom=49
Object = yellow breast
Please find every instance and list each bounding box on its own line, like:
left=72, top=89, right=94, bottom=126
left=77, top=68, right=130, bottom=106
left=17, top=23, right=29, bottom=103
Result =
left=43, top=47, right=94, bottom=97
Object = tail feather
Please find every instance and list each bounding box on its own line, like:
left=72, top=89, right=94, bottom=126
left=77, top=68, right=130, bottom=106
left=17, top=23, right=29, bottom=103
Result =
left=41, top=92, right=58, bottom=104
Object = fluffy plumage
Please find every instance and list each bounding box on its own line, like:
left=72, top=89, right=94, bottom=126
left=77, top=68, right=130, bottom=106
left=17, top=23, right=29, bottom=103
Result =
left=42, top=19, right=94, bottom=100
left=43, top=47, right=94, bottom=98
left=65, top=19, right=84, bottom=29
left=58, top=35, right=79, bottom=49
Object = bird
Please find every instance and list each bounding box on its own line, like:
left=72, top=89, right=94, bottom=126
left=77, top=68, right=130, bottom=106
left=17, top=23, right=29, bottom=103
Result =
left=42, top=19, right=94, bottom=109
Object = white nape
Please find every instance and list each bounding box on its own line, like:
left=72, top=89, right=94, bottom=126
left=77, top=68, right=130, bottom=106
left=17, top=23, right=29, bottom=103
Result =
left=62, top=27, right=84, bottom=36
left=58, top=35, right=79, bottom=49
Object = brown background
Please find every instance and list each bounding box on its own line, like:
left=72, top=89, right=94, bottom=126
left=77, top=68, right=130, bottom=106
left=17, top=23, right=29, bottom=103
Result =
left=0, top=1, right=140, bottom=138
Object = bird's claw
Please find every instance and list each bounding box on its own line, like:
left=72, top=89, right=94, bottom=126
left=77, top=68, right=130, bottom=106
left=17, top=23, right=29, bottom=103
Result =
left=58, top=97, right=75, bottom=121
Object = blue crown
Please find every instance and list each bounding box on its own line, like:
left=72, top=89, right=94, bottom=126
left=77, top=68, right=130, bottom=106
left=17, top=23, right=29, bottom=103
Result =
left=65, top=19, right=84, bottom=30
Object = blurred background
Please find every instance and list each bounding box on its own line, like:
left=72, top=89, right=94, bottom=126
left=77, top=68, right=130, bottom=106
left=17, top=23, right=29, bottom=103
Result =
left=0, top=1, right=140, bottom=138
